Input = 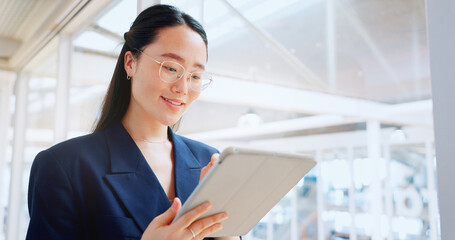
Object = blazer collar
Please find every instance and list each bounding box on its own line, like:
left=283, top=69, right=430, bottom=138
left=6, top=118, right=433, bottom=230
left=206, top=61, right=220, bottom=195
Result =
left=169, top=127, right=203, bottom=204
left=105, top=122, right=202, bottom=172
left=105, top=121, right=141, bottom=173
left=103, top=122, right=203, bottom=232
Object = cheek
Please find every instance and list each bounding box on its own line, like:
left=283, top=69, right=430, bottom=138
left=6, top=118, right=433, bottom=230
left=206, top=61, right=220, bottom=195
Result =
left=133, top=71, right=161, bottom=95
left=131, top=81, right=154, bottom=105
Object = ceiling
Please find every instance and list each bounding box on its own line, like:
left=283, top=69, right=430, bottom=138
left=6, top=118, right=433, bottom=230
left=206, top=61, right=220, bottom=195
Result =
left=0, top=0, right=431, bottom=101
left=0, top=0, right=434, bottom=140
left=0, top=0, right=112, bottom=71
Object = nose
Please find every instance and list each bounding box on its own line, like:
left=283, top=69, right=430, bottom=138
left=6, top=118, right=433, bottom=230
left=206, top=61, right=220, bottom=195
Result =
left=172, top=72, right=191, bottom=94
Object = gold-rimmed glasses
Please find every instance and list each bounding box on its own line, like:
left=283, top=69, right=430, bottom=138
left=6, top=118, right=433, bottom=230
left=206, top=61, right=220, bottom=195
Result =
left=135, top=49, right=213, bottom=92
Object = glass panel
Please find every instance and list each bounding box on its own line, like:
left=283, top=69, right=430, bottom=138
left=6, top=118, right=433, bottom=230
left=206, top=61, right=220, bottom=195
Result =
left=298, top=167, right=318, bottom=239
left=352, top=147, right=374, bottom=238
left=97, top=0, right=137, bottom=36
left=21, top=62, right=58, bottom=239
left=245, top=165, right=318, bottom=240
left=69, top=0, right=133, bottom=136
left=73, top=31, right=122, bottom=55
left=68, top=50, right=114, bottom=136
left=320, top=148, right=351, bottom=239
left=390, top=143, right=431, bottom=239
left=166, top=0, right=430, bottom=103
left=0, top=85, right=13, bottom=240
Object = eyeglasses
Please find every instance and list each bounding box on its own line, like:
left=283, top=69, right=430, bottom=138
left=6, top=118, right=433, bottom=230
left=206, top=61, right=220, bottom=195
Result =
left=135, top=49, right=213, bottom=92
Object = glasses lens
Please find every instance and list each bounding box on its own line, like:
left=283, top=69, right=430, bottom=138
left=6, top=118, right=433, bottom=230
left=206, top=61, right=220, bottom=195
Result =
left=159, top=61, right=184, bottom=83
left=190, top=72, right=212, bottom=91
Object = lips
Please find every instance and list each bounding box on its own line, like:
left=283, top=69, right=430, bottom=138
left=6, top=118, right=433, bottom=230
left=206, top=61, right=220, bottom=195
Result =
left=161, top=96, right=184, bottom=106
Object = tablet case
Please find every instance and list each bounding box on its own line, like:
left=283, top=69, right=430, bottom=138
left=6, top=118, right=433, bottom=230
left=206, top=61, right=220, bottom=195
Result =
left=173, top=147, right=316, bottom=237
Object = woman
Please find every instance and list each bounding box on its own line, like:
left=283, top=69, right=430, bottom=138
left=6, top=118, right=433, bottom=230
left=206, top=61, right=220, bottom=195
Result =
left=26, top=4, right=240, bottom=240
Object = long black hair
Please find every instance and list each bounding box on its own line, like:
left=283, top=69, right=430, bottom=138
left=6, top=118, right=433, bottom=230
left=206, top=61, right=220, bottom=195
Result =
left=93, top=4, right=208, bottom=132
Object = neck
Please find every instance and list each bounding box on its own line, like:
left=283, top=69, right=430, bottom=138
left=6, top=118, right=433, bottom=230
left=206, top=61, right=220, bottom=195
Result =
left=121, top=106, right=168, bottom=141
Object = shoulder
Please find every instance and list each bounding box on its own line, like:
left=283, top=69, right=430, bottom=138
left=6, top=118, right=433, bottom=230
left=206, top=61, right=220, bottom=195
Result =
left=49, top=131, right=105, bottom=156
left=33, top=131, right=107, bottom=171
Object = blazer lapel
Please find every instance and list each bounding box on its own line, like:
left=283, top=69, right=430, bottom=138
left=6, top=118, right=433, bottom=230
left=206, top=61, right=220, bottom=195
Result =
left=169, top=128, right=203, bottom=204
left=103, top=122, right=170, bottom=232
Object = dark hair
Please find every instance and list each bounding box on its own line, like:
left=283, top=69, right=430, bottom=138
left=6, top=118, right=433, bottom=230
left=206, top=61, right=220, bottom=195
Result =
left=93, top=4, right=208, bottom=132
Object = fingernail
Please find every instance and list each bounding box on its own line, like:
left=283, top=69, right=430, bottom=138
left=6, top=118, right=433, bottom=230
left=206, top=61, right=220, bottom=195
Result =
left=216, top=224, right=223, bottom=231
left=171, top=199, right=176, bottom=210
left=172, top=198, right=179, bottom=210
left=220, top=212, right=228, bottom=220
left=203, top=201, right=211, bottom=209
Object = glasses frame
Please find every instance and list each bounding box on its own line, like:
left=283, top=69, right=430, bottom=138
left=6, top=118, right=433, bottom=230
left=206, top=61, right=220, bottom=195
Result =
left=134, top=49, right=213, bottom=92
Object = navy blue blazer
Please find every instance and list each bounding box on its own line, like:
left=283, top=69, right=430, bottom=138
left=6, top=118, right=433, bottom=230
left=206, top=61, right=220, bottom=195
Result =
left=26, top=122, right=219, bottom=239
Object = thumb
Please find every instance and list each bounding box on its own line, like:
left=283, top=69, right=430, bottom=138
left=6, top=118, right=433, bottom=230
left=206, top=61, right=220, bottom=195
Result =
left=210, top=153, right=220, bottom=164
left=153, top=198, right=182, bottom=226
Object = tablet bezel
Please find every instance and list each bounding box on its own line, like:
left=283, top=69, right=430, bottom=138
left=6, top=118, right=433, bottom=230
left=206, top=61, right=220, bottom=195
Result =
left=172, top=147, right=316, bottom=237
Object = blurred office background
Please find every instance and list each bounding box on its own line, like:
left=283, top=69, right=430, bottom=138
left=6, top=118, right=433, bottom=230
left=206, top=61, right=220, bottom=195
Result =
left=0, top=0, right=449, bottom=239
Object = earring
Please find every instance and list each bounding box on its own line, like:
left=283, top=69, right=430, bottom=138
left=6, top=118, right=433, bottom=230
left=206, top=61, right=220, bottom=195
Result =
left=126, top=75, right=131, bottom=80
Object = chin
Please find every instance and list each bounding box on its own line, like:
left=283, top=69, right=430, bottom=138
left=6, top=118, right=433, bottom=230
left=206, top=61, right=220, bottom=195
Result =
left=160, top=117, right=181, bottom=127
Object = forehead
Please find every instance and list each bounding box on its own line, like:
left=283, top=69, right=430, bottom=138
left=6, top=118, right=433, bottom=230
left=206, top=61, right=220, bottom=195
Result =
left=145, top=25, right=207, bottom=64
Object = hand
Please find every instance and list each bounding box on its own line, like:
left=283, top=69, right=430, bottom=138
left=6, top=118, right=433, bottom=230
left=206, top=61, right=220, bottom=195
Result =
left=200, top=153, right=219, bottom=183
left=141, top=198, right=228, bottom=240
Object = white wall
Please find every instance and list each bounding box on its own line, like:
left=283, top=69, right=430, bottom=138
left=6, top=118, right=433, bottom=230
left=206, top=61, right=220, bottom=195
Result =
left=426, top=0, right=455, bottom=238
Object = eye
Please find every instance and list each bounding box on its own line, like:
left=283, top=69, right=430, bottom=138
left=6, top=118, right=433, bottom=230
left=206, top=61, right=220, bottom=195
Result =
left=165, top=66, right=177, bottom=72
left=191, top=73, right=203, bottom=81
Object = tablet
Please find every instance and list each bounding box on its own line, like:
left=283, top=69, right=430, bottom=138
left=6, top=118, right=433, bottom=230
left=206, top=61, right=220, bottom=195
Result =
left=173, top=147, right=316, bottom=237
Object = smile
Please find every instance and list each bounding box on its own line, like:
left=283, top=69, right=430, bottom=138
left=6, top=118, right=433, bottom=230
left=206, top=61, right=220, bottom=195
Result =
left=162, top=96, right=184, bottom=106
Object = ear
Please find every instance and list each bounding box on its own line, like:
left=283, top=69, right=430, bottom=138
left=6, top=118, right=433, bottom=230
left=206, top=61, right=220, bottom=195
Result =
left=124, top=51, right=137, bottom=78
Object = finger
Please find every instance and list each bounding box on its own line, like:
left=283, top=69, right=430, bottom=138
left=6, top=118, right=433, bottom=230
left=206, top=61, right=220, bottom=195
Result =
left=152, top=198, right=181, bottom=226
left=200, top=164, right=209, bottom=174
left=201, top=154, right=217, bottom=173
left=173, top=201, right=212, bottom=229
left=195, top=223, right=223, bottom=240
left=200, top=153, right=219, bottom=181
left=189, top=212, right=228, bottom=236
left=210, top=153, right=220, bottom=164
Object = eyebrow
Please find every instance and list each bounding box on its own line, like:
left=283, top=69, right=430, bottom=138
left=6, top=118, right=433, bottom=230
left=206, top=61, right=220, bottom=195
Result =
left=160, top=52, right=205, bottom=71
